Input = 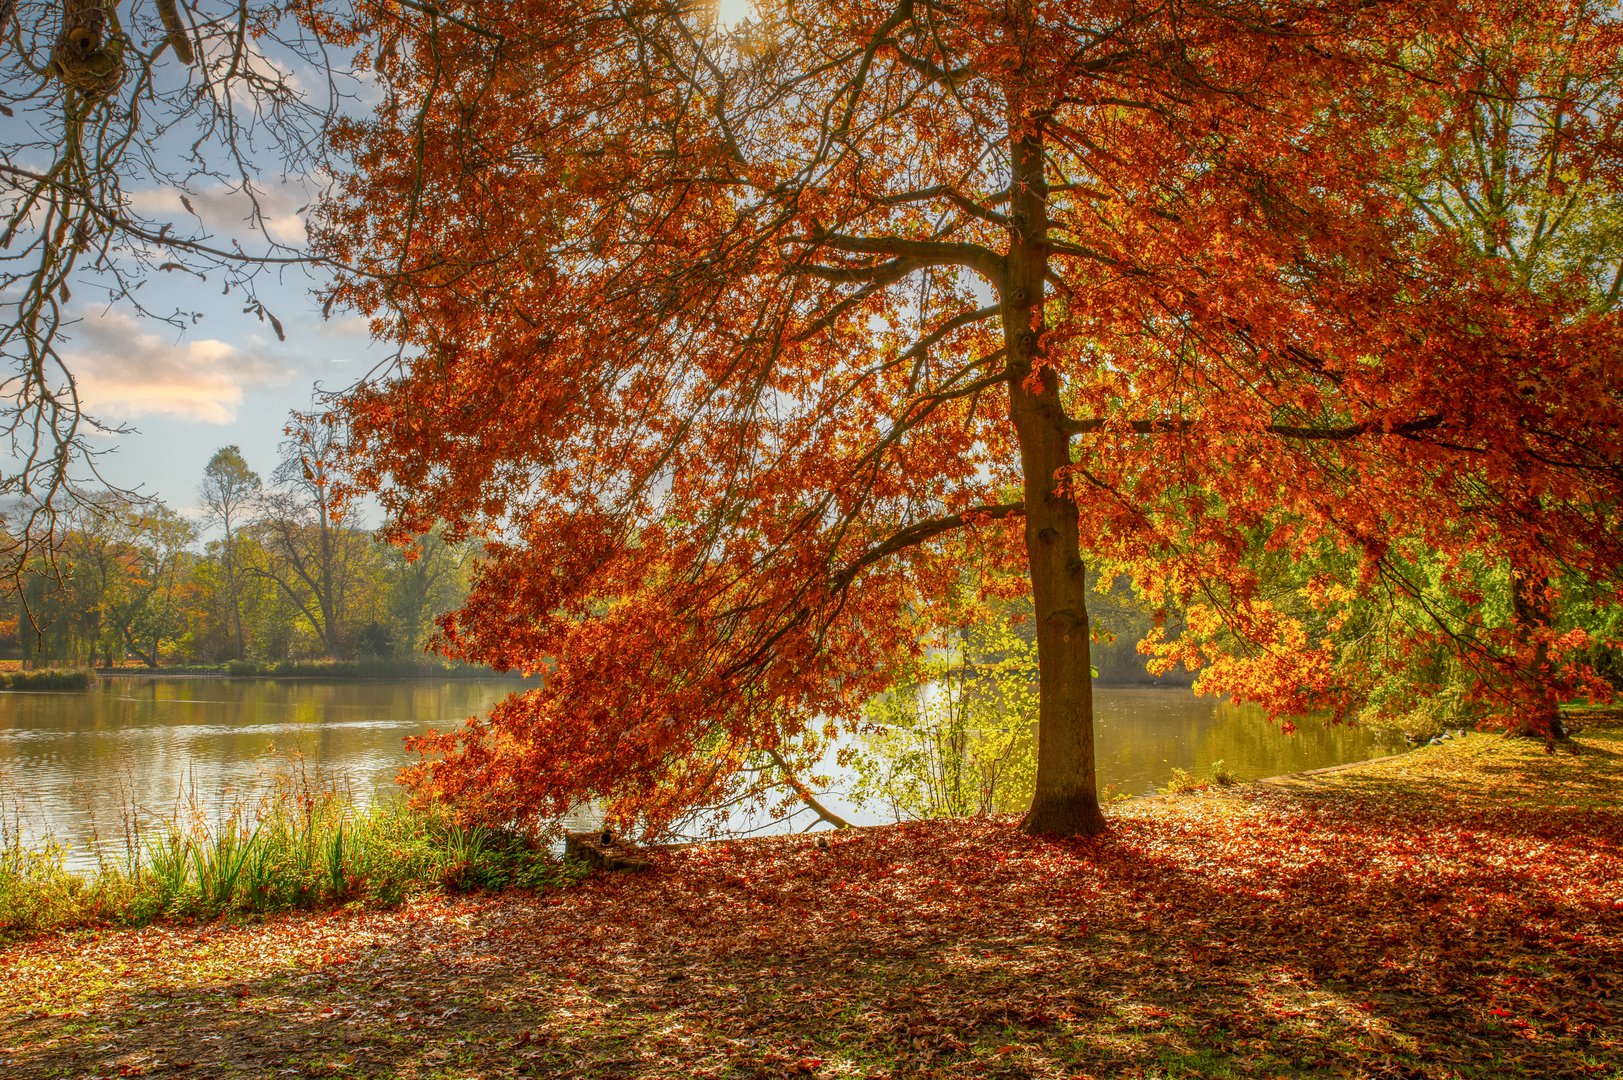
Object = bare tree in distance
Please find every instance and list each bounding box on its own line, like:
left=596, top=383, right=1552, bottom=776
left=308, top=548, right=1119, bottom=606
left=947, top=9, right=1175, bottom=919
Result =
left=0, top=0, right=376, bottom=575
left=198, top=443, right=260, bottom=659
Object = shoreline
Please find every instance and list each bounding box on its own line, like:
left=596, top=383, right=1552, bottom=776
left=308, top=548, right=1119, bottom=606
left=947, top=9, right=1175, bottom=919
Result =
left=0, top=667, right=539, bottom=683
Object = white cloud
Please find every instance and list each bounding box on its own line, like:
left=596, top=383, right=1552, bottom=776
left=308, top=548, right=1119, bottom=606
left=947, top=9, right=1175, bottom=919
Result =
left=67, top=311, right=293, bottom=425
left=322, top=314, right=373, bottom=339
left=128, top=180, right=310, bottom=245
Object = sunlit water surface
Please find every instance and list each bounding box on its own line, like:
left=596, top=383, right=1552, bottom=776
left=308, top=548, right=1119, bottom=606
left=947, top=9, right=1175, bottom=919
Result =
left=0, top=677, right=1400, bottom=870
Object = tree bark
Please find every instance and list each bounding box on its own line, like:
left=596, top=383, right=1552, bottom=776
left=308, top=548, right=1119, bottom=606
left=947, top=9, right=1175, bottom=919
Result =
left=1004, top=87, right=1107, bottom=837
left=1510, top=561, right=1566, bottom=749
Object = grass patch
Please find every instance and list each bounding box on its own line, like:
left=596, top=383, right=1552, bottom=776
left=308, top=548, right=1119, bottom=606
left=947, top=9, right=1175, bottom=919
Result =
left=0, top=766, right=580, bottom=941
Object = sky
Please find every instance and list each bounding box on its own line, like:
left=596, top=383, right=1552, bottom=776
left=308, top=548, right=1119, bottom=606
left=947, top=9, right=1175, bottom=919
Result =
left=64, top=256, right=386, bottom=522
left=7, top=0, right=760, bottom=528
left=2, top=14, right=392, bottom=526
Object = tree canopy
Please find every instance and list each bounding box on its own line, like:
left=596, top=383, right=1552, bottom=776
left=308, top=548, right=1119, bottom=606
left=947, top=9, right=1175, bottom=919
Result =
left=315, top=0, right=1623, bottom=835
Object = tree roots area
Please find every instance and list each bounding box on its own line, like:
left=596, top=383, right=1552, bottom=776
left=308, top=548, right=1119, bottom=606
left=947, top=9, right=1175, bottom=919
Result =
left=3, top=712, right=1620, bottom=1079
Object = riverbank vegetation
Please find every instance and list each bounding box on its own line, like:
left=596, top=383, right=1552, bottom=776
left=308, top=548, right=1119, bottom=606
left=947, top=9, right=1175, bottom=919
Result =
left=0, top=430, right=487, bottom=673
left=0, top=765, right=577, bottom=943
left=3, top=709, right=1617, bottom=1078
left=0, top=668, right=94, bottom=691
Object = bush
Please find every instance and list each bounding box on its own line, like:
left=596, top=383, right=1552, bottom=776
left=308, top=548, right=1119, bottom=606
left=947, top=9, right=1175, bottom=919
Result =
left=1, top=668, right=95, bottom=691
left=1161, top=767, right=1206, bottom=795
left=1161, top=760, right=1240, bottom=796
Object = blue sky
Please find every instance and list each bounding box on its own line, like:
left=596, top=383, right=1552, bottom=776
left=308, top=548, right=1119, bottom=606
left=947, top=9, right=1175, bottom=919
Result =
left=65, top=251, right=385, bottom=520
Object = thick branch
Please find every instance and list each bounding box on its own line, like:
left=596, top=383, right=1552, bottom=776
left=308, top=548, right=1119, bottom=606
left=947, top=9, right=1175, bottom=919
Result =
left=806, top=229, right=1005, bottom=283
left=834, top=501, right=1025, bottom=590
left=1061, top=413, right=1446, bottom=440
left=787, top=255, right=923, bottom=285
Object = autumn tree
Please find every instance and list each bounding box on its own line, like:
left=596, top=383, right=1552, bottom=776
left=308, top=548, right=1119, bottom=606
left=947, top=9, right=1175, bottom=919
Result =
left=318, top=0, right=1622, bottom=836
left=1396, top=5, right=1623, bottom=735
left=1149, top=3, right=1623, bottom=738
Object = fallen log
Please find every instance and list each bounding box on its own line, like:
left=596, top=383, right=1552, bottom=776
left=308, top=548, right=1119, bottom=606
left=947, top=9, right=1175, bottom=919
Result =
left=563, top=830, right=652, bottom=872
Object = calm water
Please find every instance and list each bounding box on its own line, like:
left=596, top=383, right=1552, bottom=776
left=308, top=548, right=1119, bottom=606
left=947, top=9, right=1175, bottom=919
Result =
left=0, top=678, right=1399, bottom=869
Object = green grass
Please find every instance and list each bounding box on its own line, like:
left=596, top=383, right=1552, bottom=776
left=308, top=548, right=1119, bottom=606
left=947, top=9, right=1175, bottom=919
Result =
left=0, top=766, right=581, bottom=940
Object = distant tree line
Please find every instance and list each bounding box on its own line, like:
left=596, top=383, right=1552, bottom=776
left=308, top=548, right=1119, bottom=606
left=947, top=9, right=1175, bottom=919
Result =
left=1, top=421, right=474, bottom=669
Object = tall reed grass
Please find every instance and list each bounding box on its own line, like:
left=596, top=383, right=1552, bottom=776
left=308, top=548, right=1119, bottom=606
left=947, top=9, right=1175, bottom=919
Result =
left=0, top=761, right=580, bottom=940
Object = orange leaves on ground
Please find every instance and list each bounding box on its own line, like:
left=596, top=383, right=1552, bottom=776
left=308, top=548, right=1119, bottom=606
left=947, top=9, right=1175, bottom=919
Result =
left=5, top=720, right=1623, bottom=1077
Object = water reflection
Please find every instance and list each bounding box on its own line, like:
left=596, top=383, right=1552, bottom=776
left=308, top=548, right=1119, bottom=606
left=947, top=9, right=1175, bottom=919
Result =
left=1091, top=687, right=1397, bottom=797
left=0, top=677, right=523, bottom=870
left=0, top=677, right=1399, bottom=870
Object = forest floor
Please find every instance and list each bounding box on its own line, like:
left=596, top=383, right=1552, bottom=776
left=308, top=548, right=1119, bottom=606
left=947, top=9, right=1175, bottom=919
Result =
left=2, top=710, right=1620, bottom=1080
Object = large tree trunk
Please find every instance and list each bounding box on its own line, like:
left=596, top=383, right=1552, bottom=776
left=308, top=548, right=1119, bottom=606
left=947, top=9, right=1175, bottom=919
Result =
left=1005, top=100, right=1107, bottom=837
left=1510, top=561, right=1566, bottom=749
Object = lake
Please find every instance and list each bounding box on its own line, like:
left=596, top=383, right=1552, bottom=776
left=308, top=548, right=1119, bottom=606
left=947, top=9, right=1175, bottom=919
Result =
left=0, top=677, right=1400, bottom=869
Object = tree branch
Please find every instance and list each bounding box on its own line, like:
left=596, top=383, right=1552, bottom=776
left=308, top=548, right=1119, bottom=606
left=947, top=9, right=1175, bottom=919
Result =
left=880, top=184, right=1011, bottom=227
left=764, top=747, right=852, bottom=829
left=1061, top=413, right=1446, bottom=441
left=834, top=501, right=1025, bottom=590
left=805, top=228, right=1005, bottom=283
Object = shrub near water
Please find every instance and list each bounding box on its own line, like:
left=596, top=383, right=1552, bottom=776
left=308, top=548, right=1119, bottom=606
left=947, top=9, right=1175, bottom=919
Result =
left=0, top=668, right=94, bottom=690
left=0, top=767, right=580, bottom=940
left=1161, top=759, right=1241, bottom=795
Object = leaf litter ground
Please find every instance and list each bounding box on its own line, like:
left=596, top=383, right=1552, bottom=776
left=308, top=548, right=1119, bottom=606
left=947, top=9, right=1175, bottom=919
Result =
left=2, top=710, right=1620, bottom=1079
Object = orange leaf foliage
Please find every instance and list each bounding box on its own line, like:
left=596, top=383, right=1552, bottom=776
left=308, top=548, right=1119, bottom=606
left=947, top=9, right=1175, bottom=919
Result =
left=311, top=0, right=1623, bottom=833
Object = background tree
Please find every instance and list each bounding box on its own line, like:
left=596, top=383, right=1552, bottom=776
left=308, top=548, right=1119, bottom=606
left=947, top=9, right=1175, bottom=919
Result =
left=318, top=0, right=1621, bottom=838
left=102, top=501, right=196, bottom=666
left=198, top=445, right=262, bottom=660
left=0, top=1, right=355, bottom=569
left=8, top=492, right=175, bottom=665
left=0, top=475, right=476, bottom=667
left=249, top=411, right=375, bottom=658
left=383, top=526, right=473, bottom=659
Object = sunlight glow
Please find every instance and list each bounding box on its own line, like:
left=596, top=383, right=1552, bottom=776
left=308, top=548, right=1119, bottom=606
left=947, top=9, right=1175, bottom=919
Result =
left=717, top=0, right=755, bottom=31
